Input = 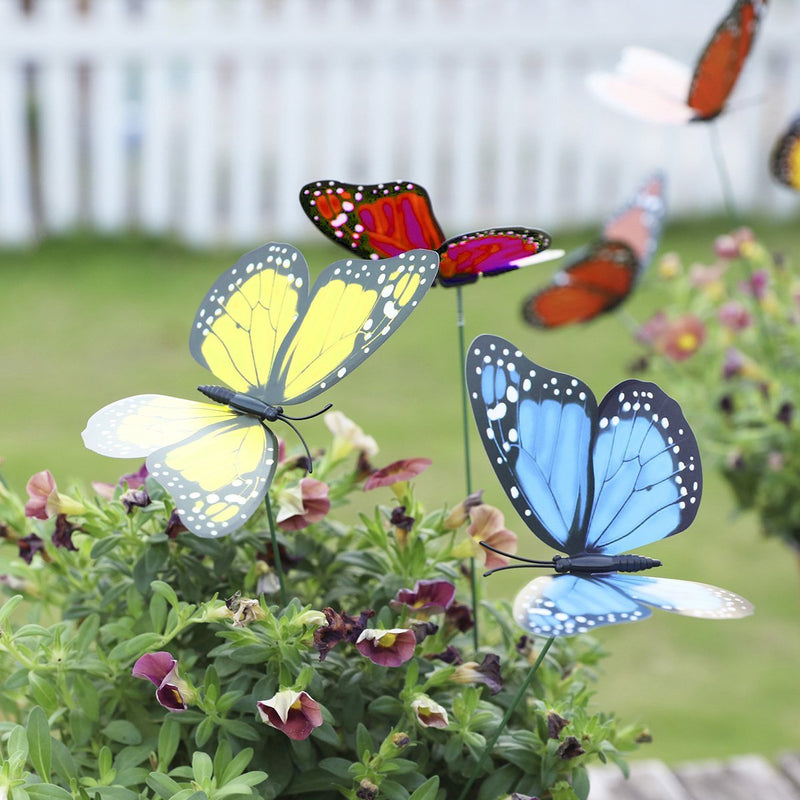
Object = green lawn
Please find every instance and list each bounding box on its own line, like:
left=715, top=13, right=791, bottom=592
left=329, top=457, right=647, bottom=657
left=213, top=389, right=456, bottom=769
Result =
left=2, top=219, right=799, bottom=764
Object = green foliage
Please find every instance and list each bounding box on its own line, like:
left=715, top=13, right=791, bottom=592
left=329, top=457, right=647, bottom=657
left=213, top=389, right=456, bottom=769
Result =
left=0, top=422, right=645, bottom=799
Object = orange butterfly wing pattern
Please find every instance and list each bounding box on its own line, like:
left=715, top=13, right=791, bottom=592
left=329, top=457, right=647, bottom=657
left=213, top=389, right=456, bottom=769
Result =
left=687, top=0, right=767, bottom=120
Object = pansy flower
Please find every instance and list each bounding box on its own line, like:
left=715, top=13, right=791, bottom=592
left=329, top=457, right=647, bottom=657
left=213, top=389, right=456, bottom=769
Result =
left=256, top=689, right=323, bottom=741
left=275, top=477, right=330, bottom=531
left=410, top=696, right=448, bottom=729
left=132, top=652, right=191, bottom=712
left=392, top=579, right=456, bottom=615
left=363, top=458, right=432, bottom=491
left=356, top=628, right=416, bottom=667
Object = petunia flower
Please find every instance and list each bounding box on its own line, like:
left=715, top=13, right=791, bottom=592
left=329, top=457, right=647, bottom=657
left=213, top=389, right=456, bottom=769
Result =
left=132, top=652, right=191, bottom=712
left=466, top=504, right=518, bottom=568
left=356, top=628, right=416, bottom=667
left=442, top=489, right=484, bottom=530
left=718, top=301, right=753, bottom=331
left=52, top=514, right=79, bottom=551
left=659, top=314, right=706, bottom=361
left=256, top=689, right=323, bottom=741
left=324, top=410, right=379, bottom=462
left=451, top=653, right=503, bottom=695
left=275, top=477, right=330, bottom=531
left=714, top=228, right=753, bottom=261
left=410, top=696, right=449, bottom=729
left=739, top=268, right=770, bottom=300
left=164, top=509, right=188, bottom=539
left=19, top=533, right=45, bottom=565
left=24, top=470, right=85, bottom=520
left=392, top=579, right=456, bottom=615
left=444, top=601, right=475, bottom=634
left=363, top=458, right=432, bottom=491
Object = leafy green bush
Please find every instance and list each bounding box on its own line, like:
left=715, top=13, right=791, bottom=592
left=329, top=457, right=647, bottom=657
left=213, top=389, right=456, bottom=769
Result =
left=0, top=416, right=645, bottom=800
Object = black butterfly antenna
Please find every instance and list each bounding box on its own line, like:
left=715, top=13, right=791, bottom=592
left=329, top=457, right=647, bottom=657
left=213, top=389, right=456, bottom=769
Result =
left=275, top=403, right=334, bottom=473
left=480, top=541, right=556, bottom=577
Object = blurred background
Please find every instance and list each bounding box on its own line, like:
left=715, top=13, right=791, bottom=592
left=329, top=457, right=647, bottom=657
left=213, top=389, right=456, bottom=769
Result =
left=2, top=0, right=800, bottom=770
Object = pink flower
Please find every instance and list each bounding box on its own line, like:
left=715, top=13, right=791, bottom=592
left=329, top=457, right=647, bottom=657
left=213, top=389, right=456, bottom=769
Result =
left=688, top=262, right=727, bottom=288
left=24, top=470, right=84, bottom=519
left=355, top=628, right=416, bottom=667
left=132, top=652, right=190, bottom=712
left=635, top=311, right=669, bottom=346
left=714, top=227, right=754, bottom=260
left=410, top=696, right=449, bottom=729
left=722, top=347, right=746, bottom=380
left=392, top=580, right=456, bottom=614
left=739, top=269, right=769, bottom=299
left=276, top=477, right=330, bottom=531
left=660, top=315, right=706, bottom=362
left=466, top=505, right=518, bottom=569
left=256, top=690, right=323, bottom=740
left=718, top=301, right=752, bottom=331
left=363, top=458, right=432, bottom=491
left=92, top=463, right=148, bottom=500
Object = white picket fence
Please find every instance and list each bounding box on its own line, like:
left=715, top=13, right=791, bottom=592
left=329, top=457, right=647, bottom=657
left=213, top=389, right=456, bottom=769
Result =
left=2, top=0, right=800, bottom=246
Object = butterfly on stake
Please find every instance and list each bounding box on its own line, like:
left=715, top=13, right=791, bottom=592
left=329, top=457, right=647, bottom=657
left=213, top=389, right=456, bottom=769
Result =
left=83, top=242, right=439, bottom=538
left=770, top=115, right=800, bottom=191
left=586, top=0, right=767, bottom=124
left=466, top=334, right=753, bottom=637
left=522, top=172, right=666, bottom=328
left=299, top=179, right=561, bottom=287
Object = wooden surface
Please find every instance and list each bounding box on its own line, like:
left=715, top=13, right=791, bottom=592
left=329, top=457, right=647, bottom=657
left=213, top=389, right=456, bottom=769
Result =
left=589, top=754, right=800, bottom=800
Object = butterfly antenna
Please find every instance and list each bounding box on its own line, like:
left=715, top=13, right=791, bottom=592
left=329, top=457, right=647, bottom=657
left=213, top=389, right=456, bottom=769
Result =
left=276, top=416, right=315, bottom=473
left=480, top=540, right=556, bottom=577
left=280, top=402, right=334, bottom=422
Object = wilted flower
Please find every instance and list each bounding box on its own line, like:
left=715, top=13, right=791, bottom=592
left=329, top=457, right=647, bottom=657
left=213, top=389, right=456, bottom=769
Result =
left=324, top=410, right=379, bottom=461
left=451, top=653, right=503, bottom=695
left=224, top=592, right=267, bottom=627
left=164, top=510, right=188, bottom=539
left=443, top=490, right=484, bottom=530
left=389, top=506, right=415, bottom=532
left=19, top=533, right=45, bottom=565
left=444, top=601, right=475, bottom=633
left=363, top=458, right=432, bottom=491
left=547, top=710, right=570, bottom=739
left=355, top=628, right=416, bottom=667
left=660, top=314, right=706, bottom=361
left=557, top=735, right=585, bottom=759
left=356, top=779, right=379, bottom=800
left=52, top=514, right=79, bottom=551
left=256, top=689, right=323, bottom=740
left=24, top=470, right=85, bottom=520
left=276, top=477, right=330, bottom=531
left=120, top=488, right=151, bottom=513
left=313, top=607, right=374, bottom=661
left=776, top=402, right=794, bottom=426
left=392, top=579, right=456, bottom=614
left=410, top=696, right=448, bottom=729
left=132, top=652, right=191, bottom=712
left=466, top=504, right=518, bottom=568
left=430, top=645, right=463, bottom=664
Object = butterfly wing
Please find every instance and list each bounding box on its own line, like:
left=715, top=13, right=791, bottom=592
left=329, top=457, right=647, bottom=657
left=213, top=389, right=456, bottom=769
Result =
left=513, top=574, right=653, bottom=637
left=299, top=180, right=445, bottom=259
left=687, top=0, right=766, bottom=121
left=601, top=172, right=667, bottom=269
left=436, top=228, right=552, bottom=287
left=770, top=115, right=800, bottom=190
left=586, top=46, right=695, bottom=125
left=584, top=379, right=702, bottom=554
left=82, top=395, right=277, bottom=537
left=521, top=241, right=639, bottom=328
left=466, top=334, right=597, bottom=554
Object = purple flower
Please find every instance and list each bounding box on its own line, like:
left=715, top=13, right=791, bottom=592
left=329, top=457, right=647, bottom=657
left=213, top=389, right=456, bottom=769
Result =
left=355, top=628, right=416, bottom=667
left=132, top=652, right=190, bottom=712
left=52, top=514, right=79, bottom=551
left=739, top=269, right=769, bottom=299
left=363, top=458, right=432, bottom=491
left=718, top=301, right=753, bottom=331
left=256, top=690, right=323, bottom=740
left=19, top=533, right=45, bottom=565
left=392, top=579, right=456, bottom=614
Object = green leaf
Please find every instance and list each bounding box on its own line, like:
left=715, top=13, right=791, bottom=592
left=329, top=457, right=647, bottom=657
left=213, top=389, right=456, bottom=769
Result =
left=194, top=718, right=215, bottom=748
left=8, top=724, right=29, bottom=774
left=571, top=766, right=590, bottom=800
left=219, top=720, right=260, bottom=741
left=192, top=751, right=214, bottom=786
left=90, top=535, right=124, bottom=560
left=151, top=580, right=180, bottom=609
left=219, top=748, right=253, bottom=784
left=27, top=674, right=58, bottom=715
left=408, top=776, right=440, bottom=800
left=87, top=787, right=140, bottom=800
left=378, top=780, right=410, bottom=800
left=68, top=709, right=93, bottom=748
left=157, top=715, right=181, bottom=769
left=69, top=613, right=100, bottom=654
left=355, top=723, right=372, bottom=761
left=107, top=633, right=164, bottom=662
left=50, top=738, right=78, bottom=783
left=475, top=764, right=519, bottom=800
left=102, top=721, right=142, bottom=746
left=26, top=706, right=52, bottom=782
left=317, top=758, right=351, bottom=780
left=72, top=673, right=100, bottom=722
left=24, top=785, right=72, bottom=800
left=149, top=593, right=168, bottom=634
left=146, top=772, right=184, bottom=800
left=0, top=594, right=23, bottom=626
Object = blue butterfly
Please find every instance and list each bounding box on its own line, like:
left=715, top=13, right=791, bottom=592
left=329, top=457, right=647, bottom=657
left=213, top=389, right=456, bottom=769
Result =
left=466, top=334, right=753, bottom=637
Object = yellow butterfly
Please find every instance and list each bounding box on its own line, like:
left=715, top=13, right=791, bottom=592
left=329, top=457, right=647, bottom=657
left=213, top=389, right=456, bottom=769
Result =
left=83, top=242, right=439, bottom=537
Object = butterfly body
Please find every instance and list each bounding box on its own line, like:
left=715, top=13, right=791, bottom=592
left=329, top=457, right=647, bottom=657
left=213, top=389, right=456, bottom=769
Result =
left=300, top=179, right=552, bottom=287
left=467, top=334, right=753, bottom=636
left=84, top=242, right=438, bottom=537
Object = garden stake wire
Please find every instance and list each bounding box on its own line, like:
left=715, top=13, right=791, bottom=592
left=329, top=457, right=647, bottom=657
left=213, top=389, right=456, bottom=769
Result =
left=456, top=284, right=480, bottom=653
left=709, top=121, right=740, bottom=225
left=264, top=493, right=288, bottom=607
left=456, top=635, right=556, bottom=800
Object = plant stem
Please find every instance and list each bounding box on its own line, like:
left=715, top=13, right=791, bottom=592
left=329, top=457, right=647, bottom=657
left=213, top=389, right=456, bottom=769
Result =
left=264, top=493, right=288, bottom=606
left=455, top=286, right=480, bottom=653
left=456, top=635, right=556, bottom=800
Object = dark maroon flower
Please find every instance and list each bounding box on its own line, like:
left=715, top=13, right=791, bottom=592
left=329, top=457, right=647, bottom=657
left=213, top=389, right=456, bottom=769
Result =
left=256, top=690, right=323, bottom=740
left=356, top=628, right=416, bottom=667
left=257, top=541, right=302, bottom=570
left=363, top=458, right=432, bottom=491
left=19, top=533, right=45, bottom=564
left=444, top=601, right=474, bottom=633
left=718, top=394, right=734, bottom=415
left=392, top=579, right=456, bottom=614
left=452, top=653, right=503, bottom=695
left=52, top=514, right=79, bottom=551
left=557, top=735, right=585, bottom=759
left=430, top=645, right=463, bottom=665
left=313, top=607, right=374, bottom=661
left=777, top=402, right=794, bottom=426
left=547, top=711, right=570, bottom=739
left=390, top=506, right=415, bottom=532
left=121, top=488, right=151, bottom=513
left=410, top=620, right=438, bottom=644
left=132, top=652, right=190, bottom=712
left=356, top=780, right=379, bottom=800
left=164, top=510, right=188, bottom=539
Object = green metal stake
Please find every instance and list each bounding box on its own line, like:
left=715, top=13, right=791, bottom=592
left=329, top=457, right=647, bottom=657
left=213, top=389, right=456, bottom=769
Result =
left=264, top=493, right=288, bottom=607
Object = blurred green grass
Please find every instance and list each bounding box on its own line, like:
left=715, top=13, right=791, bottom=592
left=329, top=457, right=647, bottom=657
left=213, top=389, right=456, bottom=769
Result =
left=1, top=218, right=799, bottom=764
